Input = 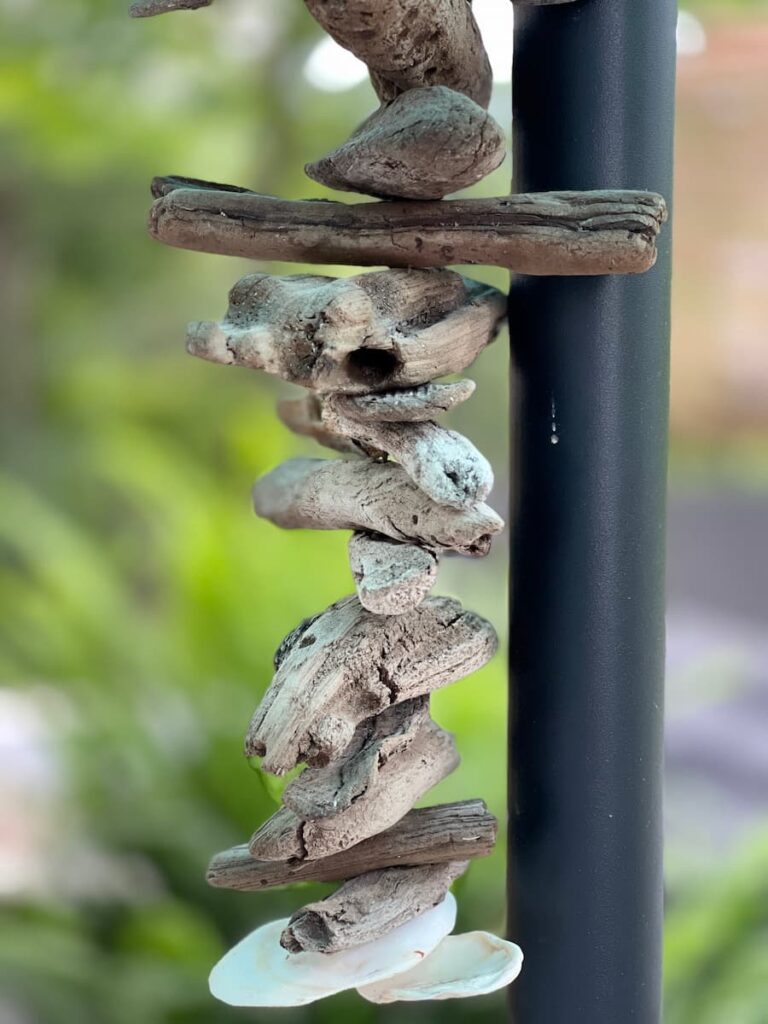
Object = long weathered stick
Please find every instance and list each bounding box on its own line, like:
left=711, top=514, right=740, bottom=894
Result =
left=207, top=800, right=497, bottom=891
left=304, top=0, right=492, bottom=108
left=130, top=0, right=210, bottom=15
left=150, top=180, right=666, bottom=275
left=281, top=861, right=468, bottom=953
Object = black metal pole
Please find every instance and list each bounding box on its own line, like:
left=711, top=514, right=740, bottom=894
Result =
left=508, top=2, right=676, bottom=1022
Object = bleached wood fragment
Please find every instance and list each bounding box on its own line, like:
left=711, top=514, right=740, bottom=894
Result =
left=130, top=0, right=211, bottom=15
left=336, top=380, right=476, bottom=423
left=245, top=594, right=497, bottom=774
left=277, top=395, right=361, bottom=455
left=252, top=459, right=504, bottom=555
left=322, top=397, right=493, bottom=509
left=348, top=533, right=438, bottom=614
left=150, top=183, right=667, bottom=275
left=304, top=0, right=492, bottom=108
left=281, top=861, right=468, bottom=954
left=249, top=701, right=460, bottom=860
left=185, top=269, right=504, bottom=394
left=306, top=87, right=506, bottom=200
left=207, top=800, right=497, bottom=891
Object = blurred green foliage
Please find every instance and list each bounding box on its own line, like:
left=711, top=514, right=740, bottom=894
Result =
left=0, top=2, right=765, bottom=1022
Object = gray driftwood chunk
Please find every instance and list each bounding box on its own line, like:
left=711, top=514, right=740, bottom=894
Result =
left=150, top=183, right=667, bottom=275
left=349, top=533, right=438, bottom=615
left=306, top=87, right=506, bottom=200
left=277, top=394, right=361, bottom=455
left=336, top=380, right=476, bottom=423
left=207, top=800, right=497, bottom=891
left=281, top=861, right=469, bottom=954
left=245, top=594, right=497, bottom=774
left=250, top=701, right=460, bottom=860
left=186, top=269, right=504, bottom=394
left=304, top=0, right=492, bottom=108
left=322, top=396, right=493, bottom=509
left=130, top=0, right=211, bottom=15
left=252, top=458, right=504, bottom=555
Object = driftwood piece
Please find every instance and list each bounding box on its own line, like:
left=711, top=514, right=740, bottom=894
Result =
left=322, top=396, right=493, bottom=509
left=245, top=594, right=497, bottom=774
left=277, top=395, right=361, bottom=455
left=130, top=0, right=211, bottom=15
left=252, top=458, right=504, bottom=555
left=348, top=533, right=438, bottom=614
left=186, top=269, right=504, bottom=394
left=335, top=380, right=476, bottom=423
left=306, top=87, right=506, bottom=201
left=249, top=701, right=460, bottom=860
left=207, top=800, right=497, bottom=891
left=304, top=0, right=492, bottom=108
left=281, top=861, right=468, bottom=954
left=150, top=182, right=667, bottom=275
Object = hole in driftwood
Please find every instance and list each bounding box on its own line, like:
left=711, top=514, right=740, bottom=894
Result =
left=345, top=348, right=400, bottom=386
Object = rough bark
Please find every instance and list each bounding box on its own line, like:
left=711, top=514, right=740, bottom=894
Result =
left=277, top=394, right=361, bottom=455
left=322, top=396, right=493, bottom=509
left=245, top=594, right=497, bottom=774
left=306, top=87, right=506, bottom=200
left=185, top=269, right=505, bottom=394
left=252, top=458, right=504, bottom=555
left=281, top=861, right=468, bottom=954
left=130, top=0, right=211, bottom=15
left=150, top=181, right=667, bottom=275
left=249, top=702, right=460, bottom=860
left=303, top=0, right=492, bottom=108
left=348, top=532, right=438, bottom=615
left=336, top=380, right=476, bottom=423
left=207, top=800, right=497, bottom=891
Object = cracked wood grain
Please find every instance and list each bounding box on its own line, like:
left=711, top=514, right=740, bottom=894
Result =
left=245, top=594, right=497, bottom=774
left=207, top=800, right=497, bottom=891
left=348, top=532, right=438, bottom=615
left=150, top=180, right=667, bottom=275
left=306, top=86, right=506, bottom=200
left=322, top=395, right=493, bottom=509
left=304, top=0, right=492, bottom=108
left=334, top=380, right=476, bottom=423
left=281, top=861, right=468, bottom=953
left=185, top=268, right=505, bottom=394
left=252, top=458, right=504, bottom=555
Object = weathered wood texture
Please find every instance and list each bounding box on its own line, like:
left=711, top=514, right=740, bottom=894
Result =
left=348, top=533, right=438, bottom=615
left=250, top=703, right=460, bottom=860
left=150, top=183, right=667, bottom=275
left=277, top=395, right=361, bottom=455
left=322, top=396, right=493, bottom=509
left=252, top=458, right=504, bottom=555
left=207, top=800, right=497, bottom=891
left=281, top=861, right=468, bottom=953
left=336, top=380, right=476, bottom=423
left=304, top=0, right=492, bottom=108
left=186, top=269, right=505, bottom=394
left=245, top=594, right=497, bottom=774
left=306, top=87, right=506, bottom=200
left=130, top=0, right=210, bottom=15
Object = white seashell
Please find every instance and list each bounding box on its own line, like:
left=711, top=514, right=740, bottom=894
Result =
left=209, top=892, right=457, bottom=1007
left=357, top=930, right=523, bottom=1003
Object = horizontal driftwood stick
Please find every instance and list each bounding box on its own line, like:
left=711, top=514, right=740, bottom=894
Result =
left=304, top=0, right=492, bottom=108
left=337, top=380, right=476, bottom=423
left=252, top=458, right=504, bottom=556
left=207, top=800, right=497, bottom=891
left=277, top=395, right=362, bottom=455
left=246, top=594, right=497, bottom=774
left=150, top=179, right=666, bottom=275
left=349, top=532, right=438, bottom=615
left=130, top=0, right=211, bottom=15
left=281, top=861, right=468, bottom=954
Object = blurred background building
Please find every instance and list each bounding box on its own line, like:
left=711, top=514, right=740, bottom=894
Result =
left=0, top=2, right=766, bottom=1022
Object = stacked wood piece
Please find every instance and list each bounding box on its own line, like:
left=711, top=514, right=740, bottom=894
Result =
left=133, top=0, right=665, bottom=1006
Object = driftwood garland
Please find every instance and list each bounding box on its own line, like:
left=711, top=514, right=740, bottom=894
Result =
left=186, top=269, right=505, bottom=393
left=150, top=181, right=667, bottom=275
left=348, top=533, right=438, bottom=615
left=305, top=86, right=506, bottom=200
left=207, top=800, right=498, bottom=891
